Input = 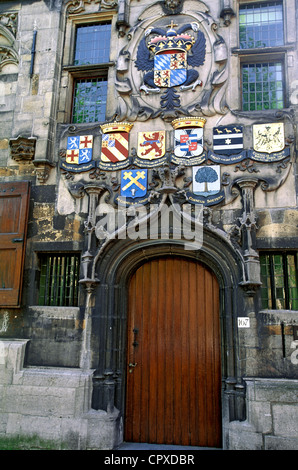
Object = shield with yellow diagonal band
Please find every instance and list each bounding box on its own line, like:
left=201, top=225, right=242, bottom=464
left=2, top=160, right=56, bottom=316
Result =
left=120, top=169, right=148, bottom=199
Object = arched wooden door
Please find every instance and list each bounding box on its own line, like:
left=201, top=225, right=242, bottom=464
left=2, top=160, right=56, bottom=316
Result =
left=125, top=256, right=222, bottom=447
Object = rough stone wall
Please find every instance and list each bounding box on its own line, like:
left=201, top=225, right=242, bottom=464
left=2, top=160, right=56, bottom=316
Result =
left=0, top=1, right=85, bottom=366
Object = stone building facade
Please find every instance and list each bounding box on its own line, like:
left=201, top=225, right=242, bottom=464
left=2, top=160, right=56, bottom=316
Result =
left=0, top=0, right=297, bottom=450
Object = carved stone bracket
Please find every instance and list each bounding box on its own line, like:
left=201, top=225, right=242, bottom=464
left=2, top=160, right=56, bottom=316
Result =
left=10, top=136, right=36, bottom=163
left=33, top=160, right=55, bottom=184
left=10, top=136, right=55, bottom=183
left=116, top=0, right=130, bottom=37
left=220, top=0, right=236, bottom=26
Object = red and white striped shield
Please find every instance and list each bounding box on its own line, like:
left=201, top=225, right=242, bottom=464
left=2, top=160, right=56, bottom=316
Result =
left=101, top=132, right=129, bottom=163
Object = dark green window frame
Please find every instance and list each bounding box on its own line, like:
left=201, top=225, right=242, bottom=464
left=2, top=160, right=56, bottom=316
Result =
left=241, top=61, right=284, bottom=111
left=38, top=253, right=81, bottom=307
left=70, top=21, right=112, bottom=124
left=72, top=76, right=108, bottom=124
left=260, top=252, right=298, bottom=310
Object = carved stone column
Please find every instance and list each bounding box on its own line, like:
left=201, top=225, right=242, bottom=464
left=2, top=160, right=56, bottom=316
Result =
left=237, top=177, right=261, bottom=294
left=79, top=184, right=103, bottom=369
left=80, top=184, right=103, bottom=283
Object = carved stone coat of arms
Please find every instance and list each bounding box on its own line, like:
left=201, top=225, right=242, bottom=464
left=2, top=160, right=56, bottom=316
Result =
left=113, top=1, right=229, bottom=122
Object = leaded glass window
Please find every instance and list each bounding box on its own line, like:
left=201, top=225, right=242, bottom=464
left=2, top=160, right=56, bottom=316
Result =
left=239, top=2, right=284, bottom=49
left=72, top=77, right=108, bottom=123
left=260, top=253, right=298, bottom=310
left=242, top=62, right=284, bottom=111
left=74, top=22, right=111, bottom=65
left=71, top=21, right=111, bottom=123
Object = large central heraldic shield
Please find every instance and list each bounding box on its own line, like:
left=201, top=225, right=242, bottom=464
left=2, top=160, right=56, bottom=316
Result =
left=154, top=51, right=187, bottom=88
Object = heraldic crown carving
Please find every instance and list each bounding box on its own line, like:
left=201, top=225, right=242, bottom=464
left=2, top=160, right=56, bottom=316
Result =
left=113, top=1, right=229, bottom=122
left=136, top=21, right=206, bottom=94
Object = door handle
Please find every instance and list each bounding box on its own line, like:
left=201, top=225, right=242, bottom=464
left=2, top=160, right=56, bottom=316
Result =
left=12, top=238, right=24, bottom=243
left=128, top=362, right=137, bottom=373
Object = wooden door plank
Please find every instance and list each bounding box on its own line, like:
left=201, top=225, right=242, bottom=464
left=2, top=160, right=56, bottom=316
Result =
left=188, top=260, right=198, bottom=446
left=140, top=260, right=150, bottom=443
left=173, top=259, right=182, bottom=445
left=148, top=259, right=158, bottom=444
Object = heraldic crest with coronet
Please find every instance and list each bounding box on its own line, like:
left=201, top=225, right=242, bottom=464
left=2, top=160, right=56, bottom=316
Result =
left=136, top=21, right=206, bottom=94
left=114, top=2, right=229, bottom=122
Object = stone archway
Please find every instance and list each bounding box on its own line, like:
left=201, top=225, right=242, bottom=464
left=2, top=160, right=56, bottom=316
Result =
left=89, top=230, right=246, bottom=447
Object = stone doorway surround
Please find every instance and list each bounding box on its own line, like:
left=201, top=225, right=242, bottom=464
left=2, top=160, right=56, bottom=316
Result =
left=88, top=231, right=247, bottom=449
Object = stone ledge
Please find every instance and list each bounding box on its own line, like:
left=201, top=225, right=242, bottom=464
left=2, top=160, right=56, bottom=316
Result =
left=28, top=306, right=80, bottom=319
left=227, top=378, right=298, bottom=449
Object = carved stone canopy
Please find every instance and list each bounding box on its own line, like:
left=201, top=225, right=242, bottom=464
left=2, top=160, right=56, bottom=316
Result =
left=0, top=12, right=19, bottom=72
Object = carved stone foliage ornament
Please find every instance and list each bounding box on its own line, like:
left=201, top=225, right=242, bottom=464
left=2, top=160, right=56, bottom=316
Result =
left=65, top=0, right=117, bottom=15
left=114, top=1, right=228, bottom=122
left=0, top=12, right=19, bottom=72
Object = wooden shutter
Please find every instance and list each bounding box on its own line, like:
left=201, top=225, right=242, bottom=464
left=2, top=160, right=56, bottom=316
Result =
left=0, top=181, right=30, bottom=307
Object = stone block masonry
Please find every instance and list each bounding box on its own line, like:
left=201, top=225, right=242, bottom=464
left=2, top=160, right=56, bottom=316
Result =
left=227, top=378, right=298, bottom=450
left=0, top=339, right=121, bottom=450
